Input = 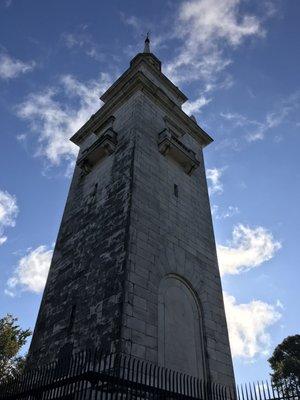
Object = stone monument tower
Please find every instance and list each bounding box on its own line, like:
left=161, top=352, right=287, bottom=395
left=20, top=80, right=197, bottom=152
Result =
left=28, top=37, right=235, bottom=386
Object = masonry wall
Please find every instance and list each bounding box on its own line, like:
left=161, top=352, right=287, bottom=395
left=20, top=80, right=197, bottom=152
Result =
left=28, top=95, right=139, bottom=365
left=28, top=85, right=234, bottom=387
left=121, top=91, right=235, bottom=386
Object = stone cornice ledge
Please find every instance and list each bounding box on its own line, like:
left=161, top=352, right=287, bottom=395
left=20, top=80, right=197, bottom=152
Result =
left=70, top=71, right=213, bottom=147
left=101, top=55, right=187, bottom=106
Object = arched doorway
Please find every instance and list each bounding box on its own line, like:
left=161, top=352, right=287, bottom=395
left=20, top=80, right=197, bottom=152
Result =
left=158, top=274, right=207, bottom=378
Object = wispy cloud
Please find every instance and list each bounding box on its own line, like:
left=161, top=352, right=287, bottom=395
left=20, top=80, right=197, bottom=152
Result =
left=248, top=103, right=297, bottom=142
left=120, top=12, right=142, bottom=30
left=117, top=0, right=277, bottom=131
left=119, top=12, right=166, bottom=59
left=120, top=0, right=268, bottom=94
left=221, top=91, right=300, bottom=141
left=212, top=205, right=239, bottom=220
left=164, top=0, right=264, bottom=89
left=1, top=0, right=12, bottom=8
left=0, top=189, right=18, bottom=245
left=6, top=245, right=53, bottom=296
left=224, top=292, right=281, bottom=359
left=182, top=95, right=211, bottom=115
left=206, top=167, right=226, bottom=195
left=16, top=73, right=112, bottom=169
left=61, top=32, right=105, bottom=62
left=220, top=111, right=260, bottom=127
left=179, top=0, right=263, bottom=47
left=217, top=224, right=281, bottom=276
left=0, top=52, right=35, bottom=79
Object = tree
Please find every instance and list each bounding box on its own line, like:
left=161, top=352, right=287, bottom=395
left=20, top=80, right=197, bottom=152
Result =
left=269, top=334, right=300, bottom=395
left=0, top=314, right=31, bottom=383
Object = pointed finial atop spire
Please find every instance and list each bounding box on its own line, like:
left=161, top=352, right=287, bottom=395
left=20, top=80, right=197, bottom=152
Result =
left=143, top=32, right=150, bottom=53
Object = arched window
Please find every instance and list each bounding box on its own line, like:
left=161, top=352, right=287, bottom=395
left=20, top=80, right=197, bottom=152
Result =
left=158, top=274, right=206, bottom=378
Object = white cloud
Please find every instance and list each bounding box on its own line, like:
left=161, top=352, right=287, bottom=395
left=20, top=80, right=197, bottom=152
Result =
left=276, top=299, right=284, bottom=310
left=221, top=109, right=287, bottom=142
left=16, top=133, right=27, bottom=142
left=119, top=12, right=166, bottom=48
left=6, top=245, right=53, bottom=295
left=211, top=204, right=219, bottom=216
left=16, top=73, right=112, bottom=167
left=62, top=32, right=105, bottom=62
left=216, top=221, right=282, bottom=359
left=120, top=12, right=141, bottom=30
left=220, top=205, right=239, bottom=219
left=179, top=0, right=262, bottom=47
left=165, top=0, right=264, bottom=88
left=0, top=52, right=35, bottom=79
left=224, top=292, right=281, bottom=358
left=165, top=43, right=231, bottom=88
left=220, top=111, right=259, bottom=127
left=0, top=190, right=18, bottom=245
left=217, top=224, right=281, bottom=276
left=221, top=92, right=300, bottom=141
left=63, top=33, right=86, bottom=48
left=212, top=205, right=239, bottom=219
left=206, top=167, right=225, bottom=195
left=182, top=95, right=211, bottom=115
left=2, top=0, right=12, bottom=7
left=248, top=107, right=293, bottom=142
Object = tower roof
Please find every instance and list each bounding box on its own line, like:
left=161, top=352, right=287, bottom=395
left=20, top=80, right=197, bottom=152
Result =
left=101, top=39, right=186, bottom=105
left=71, top=38, right=213, bottom=147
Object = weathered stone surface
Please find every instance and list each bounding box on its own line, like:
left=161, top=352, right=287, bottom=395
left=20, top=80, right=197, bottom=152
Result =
left=119, top=90, right=235, bottom=385
left=28, top=97, right=137, bottom=364
left=28, top=51, right=235, bottom=387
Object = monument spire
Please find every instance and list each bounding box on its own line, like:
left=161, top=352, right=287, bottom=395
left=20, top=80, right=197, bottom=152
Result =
left=143, top=32, right=150, bottom=53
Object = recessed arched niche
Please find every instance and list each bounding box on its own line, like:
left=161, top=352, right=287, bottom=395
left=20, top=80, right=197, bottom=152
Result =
left=158, top=274, right=207, bottom=379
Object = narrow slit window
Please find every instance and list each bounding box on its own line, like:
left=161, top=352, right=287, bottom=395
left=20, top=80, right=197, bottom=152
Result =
left=174, top=184, right=179, bottom=198
left=92, top=183, right=98, bottom=196
left=68, top=305, right=76, bottom=333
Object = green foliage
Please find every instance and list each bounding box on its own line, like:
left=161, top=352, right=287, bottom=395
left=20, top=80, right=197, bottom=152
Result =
left=0, top=314, right=31, bottom=383
left=269, top=334, right=300, bottom=394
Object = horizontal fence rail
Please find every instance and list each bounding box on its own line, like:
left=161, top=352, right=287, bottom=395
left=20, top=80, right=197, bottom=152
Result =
left=0, top=350, right=299, bottom=400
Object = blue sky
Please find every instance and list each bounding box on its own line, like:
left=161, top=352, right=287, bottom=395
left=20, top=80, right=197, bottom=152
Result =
left=0, top=0, right=299, bottom=384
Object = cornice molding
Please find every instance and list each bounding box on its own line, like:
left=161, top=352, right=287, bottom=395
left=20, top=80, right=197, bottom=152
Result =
left=101, top=55, right=187, bottom=105
left=70, top=71, right=213, bottom=147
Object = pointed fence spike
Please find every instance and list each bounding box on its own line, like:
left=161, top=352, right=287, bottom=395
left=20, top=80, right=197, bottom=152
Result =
left=167, top=367, right=172, bottom=392
left=189, top=374, right=193, bottom=397
left=261, top=381, right=267, bottom=400
left=183, top=372, right=187, bottom=396
left=158, top=364, right=162, bottom=389
left=257, top=380, right=263, bottom=400
left=150, top=360, right=154, bottom=387
left=193, top=376, right=197, bottom=398
left=253, top=381, right=258, bottom=400
left=175, top=370, right=179, bottom=394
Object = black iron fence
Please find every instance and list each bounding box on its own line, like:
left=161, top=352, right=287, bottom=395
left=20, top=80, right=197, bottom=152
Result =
left=0, top=351, right=299, bottom=400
